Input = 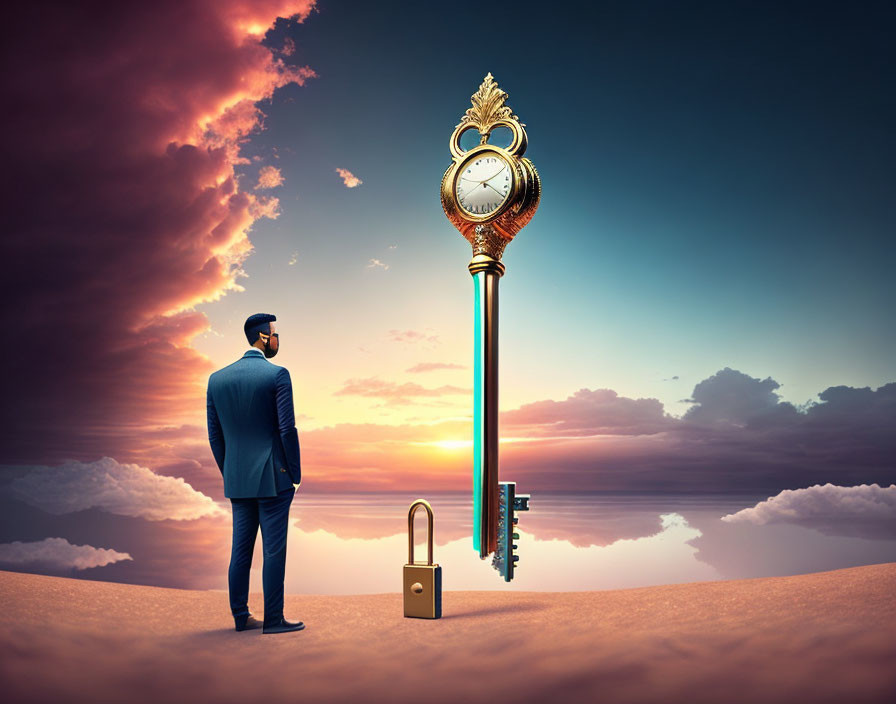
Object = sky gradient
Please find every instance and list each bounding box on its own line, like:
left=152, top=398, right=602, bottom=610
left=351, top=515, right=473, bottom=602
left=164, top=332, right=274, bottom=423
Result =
left=1, top=1, right=894, bottom=586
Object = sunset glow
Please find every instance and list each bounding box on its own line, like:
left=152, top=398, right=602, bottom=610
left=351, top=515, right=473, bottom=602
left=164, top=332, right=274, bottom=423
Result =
left=1, top=0, right=893, bottom=591
left=414, top=440, right=473, bottom=450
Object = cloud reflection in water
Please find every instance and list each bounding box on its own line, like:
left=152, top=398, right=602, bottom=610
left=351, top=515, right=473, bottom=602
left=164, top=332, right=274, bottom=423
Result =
left=279, top=494, right=722, bottom=594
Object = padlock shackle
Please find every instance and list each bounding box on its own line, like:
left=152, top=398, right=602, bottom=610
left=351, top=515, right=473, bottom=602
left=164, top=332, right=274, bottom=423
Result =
left=408, top=499, right=434, bottom=566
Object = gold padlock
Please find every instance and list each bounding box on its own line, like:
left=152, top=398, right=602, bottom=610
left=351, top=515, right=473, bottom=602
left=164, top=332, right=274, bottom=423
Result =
left=403, top=499, right=442, bottom=619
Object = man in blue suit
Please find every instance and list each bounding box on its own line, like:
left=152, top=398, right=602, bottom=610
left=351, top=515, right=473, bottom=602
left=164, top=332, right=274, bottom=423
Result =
left=207, top=313, right=305, bottom=634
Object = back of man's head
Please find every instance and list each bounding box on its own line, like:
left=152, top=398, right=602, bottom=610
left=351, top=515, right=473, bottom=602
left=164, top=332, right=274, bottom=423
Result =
left=244, top=313, right=277, bottom=345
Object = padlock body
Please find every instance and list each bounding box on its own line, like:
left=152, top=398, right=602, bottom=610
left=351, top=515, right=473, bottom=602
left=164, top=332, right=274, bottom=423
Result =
left=403, top=563, right=442, bottom=619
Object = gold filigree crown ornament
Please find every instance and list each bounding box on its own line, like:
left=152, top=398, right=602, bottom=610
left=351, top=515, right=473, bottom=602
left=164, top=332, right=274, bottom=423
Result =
left=440, top=73, right=541, bottom=262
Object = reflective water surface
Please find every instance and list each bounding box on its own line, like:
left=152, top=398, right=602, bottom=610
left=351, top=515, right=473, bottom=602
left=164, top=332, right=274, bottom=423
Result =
left=238, top=493, right=896, bottom=595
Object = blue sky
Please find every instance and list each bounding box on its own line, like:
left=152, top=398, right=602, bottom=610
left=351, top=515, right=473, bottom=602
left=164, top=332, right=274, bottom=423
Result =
left=190, top=0, right=895, bottom=426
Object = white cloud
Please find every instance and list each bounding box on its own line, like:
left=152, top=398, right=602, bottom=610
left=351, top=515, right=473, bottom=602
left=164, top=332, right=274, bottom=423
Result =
left=0, top=537, right=132, bottom=570
left=10, top=457, right=226, bottom=521
left=367, top=258, right=389, bottom=270
left=722, top=483, right=896, bottom=539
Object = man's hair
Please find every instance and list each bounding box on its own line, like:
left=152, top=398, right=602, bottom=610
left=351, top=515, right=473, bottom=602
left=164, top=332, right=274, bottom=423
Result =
left=244, top=313, right=277, bottom=345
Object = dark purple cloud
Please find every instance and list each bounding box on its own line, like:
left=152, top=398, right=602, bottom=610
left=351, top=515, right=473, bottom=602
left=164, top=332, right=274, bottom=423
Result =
left=496, top=368, right=895, bottom=493
left=682, top=367, right=790, bottom=426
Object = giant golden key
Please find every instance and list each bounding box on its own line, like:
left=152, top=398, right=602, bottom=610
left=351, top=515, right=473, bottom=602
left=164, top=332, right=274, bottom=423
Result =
left=440, top=74, right=538, bottom=579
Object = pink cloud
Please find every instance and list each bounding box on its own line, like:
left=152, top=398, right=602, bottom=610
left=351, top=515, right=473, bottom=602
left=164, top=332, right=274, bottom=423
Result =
left=503, top=388, right=674, bottom=437
left=255, top=165, right=285, bottom=189
left=1, top=1, right=316, bottom=470
left=406, top=362, right=466, bottom=373
left=281, top=37, right=297, bottom=56
left=387, top=329, right=440, bottom=345
left=334, top=378, right=470, bottom=406
left=335, top=167, right=363, bottom=188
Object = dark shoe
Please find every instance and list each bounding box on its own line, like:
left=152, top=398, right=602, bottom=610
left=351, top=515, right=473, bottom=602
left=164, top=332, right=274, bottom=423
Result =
left=234, top=613, right=262, bottom=631
left=262, top=617, right=305, bottom=634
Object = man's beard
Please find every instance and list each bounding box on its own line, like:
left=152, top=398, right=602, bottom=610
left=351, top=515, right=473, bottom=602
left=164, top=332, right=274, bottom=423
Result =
left=263, top=338, right=278, bottom=358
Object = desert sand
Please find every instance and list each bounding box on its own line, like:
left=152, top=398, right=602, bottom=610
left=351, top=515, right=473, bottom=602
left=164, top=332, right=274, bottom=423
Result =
left=1, top=564, right=894, bottom=703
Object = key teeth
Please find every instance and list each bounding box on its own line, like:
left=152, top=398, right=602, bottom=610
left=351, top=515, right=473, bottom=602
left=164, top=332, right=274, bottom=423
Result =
left=491, top=482, right=531, bottom=582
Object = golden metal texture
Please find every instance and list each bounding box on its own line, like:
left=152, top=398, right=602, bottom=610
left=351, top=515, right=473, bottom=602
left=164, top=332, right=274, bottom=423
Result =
left=440, top=75, right=540, bottom=568
left=403, top=563, right=441, bottom=618
left=403, top=499, right=442, bottom=619
left=468, top=252, right=506, bottom=277
left=407, top=499, right=434, bottom=565
left=450, top=73, right=528, bottom=159
left=464, top=72, right=517, bottom=135
left=440, top=74, right=541, bottom=262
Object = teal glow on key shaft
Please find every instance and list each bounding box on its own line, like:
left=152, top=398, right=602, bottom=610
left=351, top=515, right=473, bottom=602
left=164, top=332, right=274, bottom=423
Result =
left=472, top=273, right=483, bottom=553
left=470, top=260, right=502, bottom=557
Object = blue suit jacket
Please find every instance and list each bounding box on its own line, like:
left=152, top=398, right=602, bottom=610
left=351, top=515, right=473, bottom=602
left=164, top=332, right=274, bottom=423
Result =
left=206, top=348, right=301, bottom=498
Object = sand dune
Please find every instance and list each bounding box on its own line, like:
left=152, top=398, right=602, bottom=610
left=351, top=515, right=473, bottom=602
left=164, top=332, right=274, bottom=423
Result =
left=1, top=564, right=894, bottom=703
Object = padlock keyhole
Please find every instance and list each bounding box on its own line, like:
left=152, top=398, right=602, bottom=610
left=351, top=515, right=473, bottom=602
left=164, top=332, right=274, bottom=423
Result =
left=411, top=582, right=423, bottom=594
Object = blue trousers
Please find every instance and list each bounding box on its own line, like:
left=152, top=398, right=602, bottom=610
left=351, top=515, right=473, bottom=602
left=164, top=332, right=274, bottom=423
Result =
left=228, top=486, right=295, bottom=626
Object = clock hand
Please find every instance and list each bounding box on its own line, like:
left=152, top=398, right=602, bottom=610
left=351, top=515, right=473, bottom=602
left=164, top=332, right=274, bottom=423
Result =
left=484, top=182, right=505, bottom=198
left=483, top=167, right=508, bottom=185
left=460, top=166, right=508, bottom=188
left=478, top=166, right=507, bottom=184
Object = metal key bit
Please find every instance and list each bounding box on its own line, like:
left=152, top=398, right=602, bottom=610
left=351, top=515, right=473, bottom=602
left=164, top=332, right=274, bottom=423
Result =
left=492, top=482, right=530, bottom=582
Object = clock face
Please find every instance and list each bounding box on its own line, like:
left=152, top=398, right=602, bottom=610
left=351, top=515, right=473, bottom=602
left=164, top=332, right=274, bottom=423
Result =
left=455, top=152, right=513, bottom=217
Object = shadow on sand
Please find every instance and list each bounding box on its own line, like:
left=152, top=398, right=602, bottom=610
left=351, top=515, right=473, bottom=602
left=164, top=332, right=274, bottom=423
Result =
left=443, top=601, right=547, bottom=620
